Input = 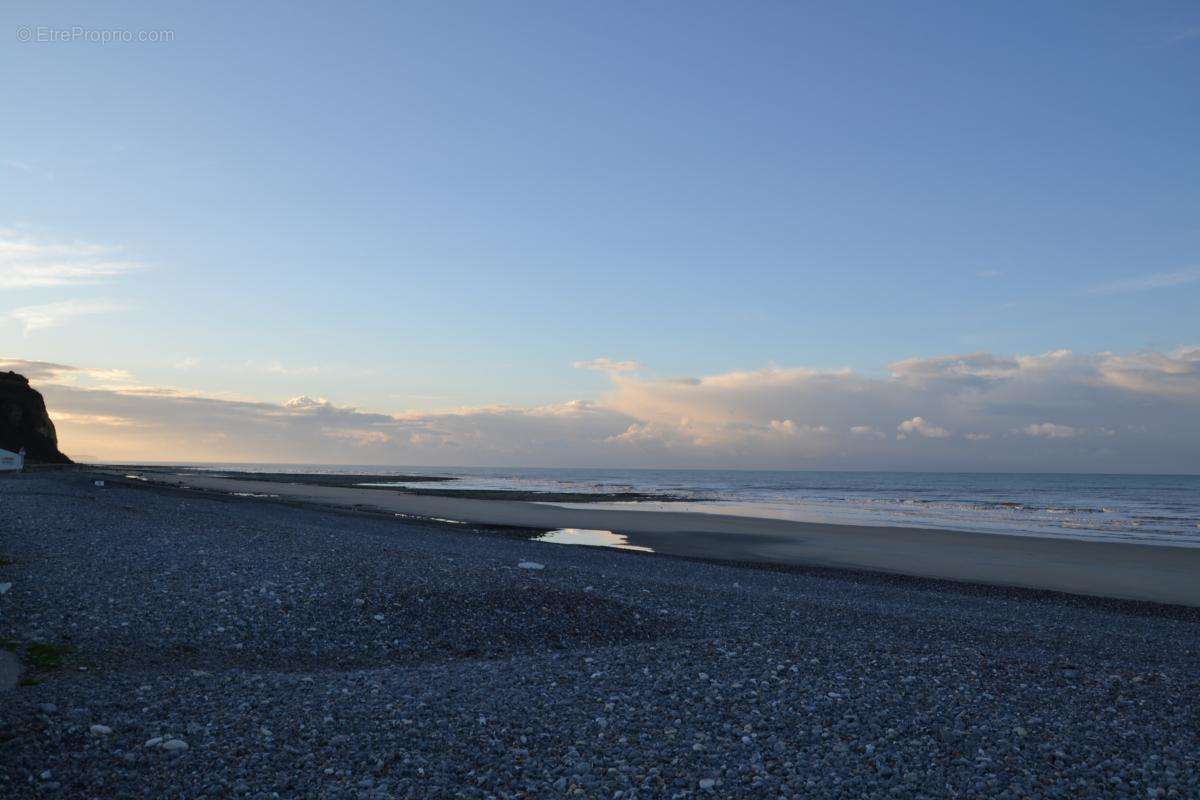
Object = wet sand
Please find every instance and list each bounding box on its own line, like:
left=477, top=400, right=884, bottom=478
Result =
left=131, top=471, right=1200, bottom=607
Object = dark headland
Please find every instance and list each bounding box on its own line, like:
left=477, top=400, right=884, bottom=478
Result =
left=0, top=371, right=71, bottom=464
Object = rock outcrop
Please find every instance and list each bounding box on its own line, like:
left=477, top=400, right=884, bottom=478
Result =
left=0, top=371, right=71, bottom=463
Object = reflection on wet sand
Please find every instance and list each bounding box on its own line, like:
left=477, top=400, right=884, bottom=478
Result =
left=537, top=528, right=654, bottom=553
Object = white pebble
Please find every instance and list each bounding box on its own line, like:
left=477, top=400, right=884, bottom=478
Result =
left=161, top=739, right=188, bottom=751
left=517, top=561, right=545, bottom=570
left=144, top=737, right=163, bottom=748
left=700, top=778, right=716, bottom=790
left=89, top=724, right=112, bottom=735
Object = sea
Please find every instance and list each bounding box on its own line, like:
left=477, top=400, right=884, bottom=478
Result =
left=156, top=464, right=1200, bottom=547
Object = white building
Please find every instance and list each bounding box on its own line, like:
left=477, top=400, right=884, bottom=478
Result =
left=0, top=448, right=24, bottom=472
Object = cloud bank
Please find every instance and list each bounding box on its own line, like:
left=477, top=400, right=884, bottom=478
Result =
left=3, top=347, right=1199, bottom=472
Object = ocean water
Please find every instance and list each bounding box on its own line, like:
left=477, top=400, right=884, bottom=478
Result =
left=167, top=464, right=1200, bottom=546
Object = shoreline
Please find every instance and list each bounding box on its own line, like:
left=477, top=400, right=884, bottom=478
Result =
left=108, top=468, right=1200, bottom=607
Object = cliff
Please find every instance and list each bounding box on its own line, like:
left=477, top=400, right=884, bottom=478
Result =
left=0, top=371, right=72, bottom=463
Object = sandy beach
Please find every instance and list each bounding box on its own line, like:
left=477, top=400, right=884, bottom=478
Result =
left=120, top=470, right=1200, bottom=608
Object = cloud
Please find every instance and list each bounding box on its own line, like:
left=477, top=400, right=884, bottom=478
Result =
left=0, top=230, right=142, bottom=289
left=1021, top=422, right=1081, bottom=439
left=850, top=425, right=886, bottom=439
left=283, top=395, right=330, bottom=409
left=247, top=360, right=321, bottom=376
left=51, top=411, right=144, bottom=428
left=5, top=345, right=1200, bottom=471
left=598, top=349, right=1200, bottom=469
left=1095, top=346, right=1200, bottom=396
left=1167, top=26, right=1200, bottom=44
left=7, top=299, right=121, bottom=334
left=896, top=416, right=951, bottom=440
left=1087, top=269, right=1200, bottom=295
left=0, top=359, right=106, bottom=383
left=2, top=361, right=133, bottom=389
left=324, top=429, right=393, bottom=446
left=889, top=352, right=1019, bottom=382
left=770, top=419, right=829, bottom=437
left=572, top=357, right=645, bottom=373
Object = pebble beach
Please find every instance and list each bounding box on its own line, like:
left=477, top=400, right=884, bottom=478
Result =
left=2, top=471, right=1198, bottom=799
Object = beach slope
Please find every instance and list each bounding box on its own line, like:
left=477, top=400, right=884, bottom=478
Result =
left=152, top=472, right=1200, bottom=607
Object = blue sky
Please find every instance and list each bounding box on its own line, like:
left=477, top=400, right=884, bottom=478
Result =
left=2, top=3, right=1199, bottom=468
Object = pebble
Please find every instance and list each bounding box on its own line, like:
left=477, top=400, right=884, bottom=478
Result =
left=161, top=739, right=189, bottom=752
left=518, top=561, right=545, bottom=570
left=89, top=724, right=112, bottom=736
left=2, top=473, right=1198, bottom=800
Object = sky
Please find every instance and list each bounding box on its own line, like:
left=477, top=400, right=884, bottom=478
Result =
left=2, top=2, right=1198, bottom=471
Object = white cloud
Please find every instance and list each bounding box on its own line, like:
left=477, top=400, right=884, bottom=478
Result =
left=252, top=361, right=321, bottom=376
left=572, top=357, right=645, bottom=373
left=850, top=425, right=885, bottom=439
left=283, top=395, right=330, bottom=409
left=1021, top=422, right=1081, bottom=439
left=896, top=416, right=951, bottom=440
left=1087, top=269, right=1200, bottom=295
left=0, top=230, right=142, bottom=289
left=7, top=299, right=121, bottom=334
left=770, top=419, right=829, bottom=437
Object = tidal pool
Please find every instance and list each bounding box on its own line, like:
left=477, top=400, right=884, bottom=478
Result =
left=536, top=528, right=654, bottom=553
